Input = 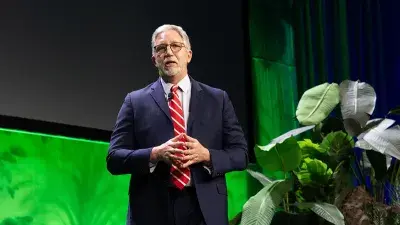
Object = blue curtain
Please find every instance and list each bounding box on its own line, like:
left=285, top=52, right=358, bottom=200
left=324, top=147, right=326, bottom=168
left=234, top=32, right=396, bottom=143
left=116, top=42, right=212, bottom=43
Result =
left=347, top=0, right=400, bottom=120
left=295, top=0, right=400, bottom=120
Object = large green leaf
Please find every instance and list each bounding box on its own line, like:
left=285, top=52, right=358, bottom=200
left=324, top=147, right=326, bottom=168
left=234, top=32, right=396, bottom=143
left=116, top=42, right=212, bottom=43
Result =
left=357, top=118, right=400, bottom=161
left=296, top=82, right=340, bottom=125
left=365, top=150, right=388, bottom=181
left=388, top=105, right=400, bottom=115
left=298, top=139, right=326, bottom=160
left=343, top=118, right=364, bottom=137
left=355, top=119, right=394, bottom=150
left=246, top=169, right=272, bottom=186
left=255, top=136, right=302, bottom=172
left=294, top=158, right=333, bottom=187
left=339, top=80, right=376, bottom=129
left=241, top=179, right=292, bottom=225
left=362, top=125, right=400, bottom=160
left=297, top=202, right=345, bottom=225
left=320, top=131, right=354, bottom=157
left=257, top=125, right=315, bottom=152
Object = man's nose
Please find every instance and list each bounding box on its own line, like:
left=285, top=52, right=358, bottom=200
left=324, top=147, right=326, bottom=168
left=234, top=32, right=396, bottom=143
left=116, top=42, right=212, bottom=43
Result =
left=165, top=45, right=174, bottom=55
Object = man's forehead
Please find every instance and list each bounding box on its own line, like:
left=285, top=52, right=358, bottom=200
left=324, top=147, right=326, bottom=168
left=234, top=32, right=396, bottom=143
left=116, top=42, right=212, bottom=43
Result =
left=155, top=30, right=183, bottom=43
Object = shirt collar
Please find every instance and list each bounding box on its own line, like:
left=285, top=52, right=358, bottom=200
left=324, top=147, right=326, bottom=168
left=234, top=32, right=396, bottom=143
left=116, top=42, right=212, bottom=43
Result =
left=160, top=75, right=191, bottom=94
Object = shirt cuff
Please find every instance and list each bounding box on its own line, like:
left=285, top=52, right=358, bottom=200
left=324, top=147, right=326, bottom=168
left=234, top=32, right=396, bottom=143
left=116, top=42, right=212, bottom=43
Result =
left=149, top=161, right=158, bottom=173
left=203, top=165, right=212, bottom=174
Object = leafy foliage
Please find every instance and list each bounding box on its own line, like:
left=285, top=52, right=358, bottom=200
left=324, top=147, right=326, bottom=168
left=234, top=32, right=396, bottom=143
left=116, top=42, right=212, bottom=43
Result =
left=241, top=79, right=400, bottom=225
left=339, top=80, right=376, bottom=128
left=320, top=131, right=354, bottom=158
left=297, top=202, right=345, bottom=225
left=365, top=150, right=388, bottom=181
left=388, top=105, right=400, bottom=115
left=298, top=139, right=326, bottom=160
left=241, top=179, right=293, bottom=225
left=363, top=202, right=400, bottom=225
left=295, top=158, right=333, bottom=187
left=255, top=136, right=302, bottom=172
left=296, top=83, right=340, bottom=126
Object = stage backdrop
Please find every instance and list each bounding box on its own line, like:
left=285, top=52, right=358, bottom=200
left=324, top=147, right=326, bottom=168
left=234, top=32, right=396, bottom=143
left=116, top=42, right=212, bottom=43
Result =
left=248, top=0, right=299, bottom=182
left=0, top=128, right=129, bottom=224
left=0, top=0, right=250, bottom=137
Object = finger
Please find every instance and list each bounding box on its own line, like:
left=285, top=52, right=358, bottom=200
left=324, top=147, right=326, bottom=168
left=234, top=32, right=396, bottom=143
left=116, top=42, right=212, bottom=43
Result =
left=168, top=141, right=185, bottom=147
left=170, top=133, right=185, bottom=142
left=164, top=152, right=181, bottom=165
left=183, top=134, right=197, bottom=143
left=182, top=154, right=196, bottom=161
left=183, top=149, right=195, bottom=155
left=162, top=155, right=172, bottom=165
left=172, top=159, right=184, bottom=167
left=181, top=159, right=196, bottom=168
left=168, top=148, right=185, bottom=155
left=184, top=142, right=194, bottom=149
left=168, top=153, right=182, bottom=161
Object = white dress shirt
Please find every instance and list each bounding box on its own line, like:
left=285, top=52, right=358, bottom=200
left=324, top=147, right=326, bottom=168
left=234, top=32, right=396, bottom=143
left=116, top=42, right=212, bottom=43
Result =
left=149, top=75, right=211, bottom=186
left=160, top=74, right=191, bottom=129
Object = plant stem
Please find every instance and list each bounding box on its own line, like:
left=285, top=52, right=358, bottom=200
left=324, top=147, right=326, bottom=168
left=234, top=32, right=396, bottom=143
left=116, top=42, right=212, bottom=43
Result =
left=353, top=155, right=366, bottom=186
left=350, top=162, right=362, bottom=185
left=282, top=172, right=289, bottom=212
left=285, top=192, right=290, bottom=212
left=391, top=160, right=399, bottom=185
left=395, top=162, right=400, bottom=186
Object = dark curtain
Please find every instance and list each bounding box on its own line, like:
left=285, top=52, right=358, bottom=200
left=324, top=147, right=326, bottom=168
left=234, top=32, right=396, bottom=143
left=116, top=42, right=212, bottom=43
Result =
left=294, top=0, right=400, bottom=121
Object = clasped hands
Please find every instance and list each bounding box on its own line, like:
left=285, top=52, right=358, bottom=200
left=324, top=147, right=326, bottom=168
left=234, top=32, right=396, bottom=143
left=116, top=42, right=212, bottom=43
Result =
left=151, top=133, right=211, bottom=168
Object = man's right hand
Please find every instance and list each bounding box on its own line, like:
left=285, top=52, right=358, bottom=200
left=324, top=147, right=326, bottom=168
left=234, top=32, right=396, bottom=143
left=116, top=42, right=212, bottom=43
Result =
left=150, top=133, right=185, bottom=165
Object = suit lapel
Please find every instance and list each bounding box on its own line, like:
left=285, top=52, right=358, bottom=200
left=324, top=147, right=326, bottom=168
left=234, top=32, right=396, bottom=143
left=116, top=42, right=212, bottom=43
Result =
left=187, top=77, right=203, bottom=136
left=150, top=79, right=172, bottom=122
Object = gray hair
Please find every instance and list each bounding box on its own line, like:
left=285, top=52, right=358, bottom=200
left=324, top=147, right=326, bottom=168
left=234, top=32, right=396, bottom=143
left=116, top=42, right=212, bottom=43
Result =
left=151, top=24, right=191, bottom=53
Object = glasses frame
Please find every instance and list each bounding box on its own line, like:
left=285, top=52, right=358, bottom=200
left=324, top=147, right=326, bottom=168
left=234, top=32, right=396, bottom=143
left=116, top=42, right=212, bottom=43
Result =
left=153, top=42, right=186, bottom=55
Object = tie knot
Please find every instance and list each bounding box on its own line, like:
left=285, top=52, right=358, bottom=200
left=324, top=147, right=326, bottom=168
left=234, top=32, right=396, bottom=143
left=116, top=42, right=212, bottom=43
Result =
left=171, top=85, right=180, bottom=93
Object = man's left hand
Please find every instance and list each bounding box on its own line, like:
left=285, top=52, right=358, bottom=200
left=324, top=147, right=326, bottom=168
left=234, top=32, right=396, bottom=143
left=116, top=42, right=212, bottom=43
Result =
left=179, top=134, right=211, bottom=168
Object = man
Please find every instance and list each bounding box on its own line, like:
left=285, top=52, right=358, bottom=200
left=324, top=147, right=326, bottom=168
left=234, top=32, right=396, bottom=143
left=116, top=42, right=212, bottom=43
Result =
left=106, top=24, right=248, bottom=225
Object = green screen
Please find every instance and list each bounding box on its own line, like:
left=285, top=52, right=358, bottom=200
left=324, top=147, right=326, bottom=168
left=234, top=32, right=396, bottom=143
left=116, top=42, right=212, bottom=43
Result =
left=0, top=128, right=129, bottom=224
left=0, top=128, right=251, bottom=224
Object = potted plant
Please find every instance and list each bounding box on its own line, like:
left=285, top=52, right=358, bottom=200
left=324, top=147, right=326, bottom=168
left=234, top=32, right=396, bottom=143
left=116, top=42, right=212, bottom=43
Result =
left=337, top=80, right=400, bottom=224
left=230, top=80, right=400, bottom=225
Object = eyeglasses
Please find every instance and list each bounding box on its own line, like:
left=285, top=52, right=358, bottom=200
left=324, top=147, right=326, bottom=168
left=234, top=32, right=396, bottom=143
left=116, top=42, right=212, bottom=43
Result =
left=153, top=42, right=186, bottom=54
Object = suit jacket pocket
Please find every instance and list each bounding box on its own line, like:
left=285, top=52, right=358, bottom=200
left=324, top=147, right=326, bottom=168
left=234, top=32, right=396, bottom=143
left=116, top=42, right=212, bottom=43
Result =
left=216, top=183, right=227, bottom=195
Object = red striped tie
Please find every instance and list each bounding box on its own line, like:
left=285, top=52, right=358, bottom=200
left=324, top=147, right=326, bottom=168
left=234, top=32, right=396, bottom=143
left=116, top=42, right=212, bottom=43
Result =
left=168, top=85, right=190, bottom=189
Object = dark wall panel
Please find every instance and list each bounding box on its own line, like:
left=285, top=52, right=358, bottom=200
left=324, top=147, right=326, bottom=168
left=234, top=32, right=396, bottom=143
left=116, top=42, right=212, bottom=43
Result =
left=0, top=0, right=250, bottom=139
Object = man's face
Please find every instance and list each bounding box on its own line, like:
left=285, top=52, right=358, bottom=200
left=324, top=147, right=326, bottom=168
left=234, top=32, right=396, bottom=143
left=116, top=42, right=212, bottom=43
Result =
left=152, top=30, right=192, bottom=78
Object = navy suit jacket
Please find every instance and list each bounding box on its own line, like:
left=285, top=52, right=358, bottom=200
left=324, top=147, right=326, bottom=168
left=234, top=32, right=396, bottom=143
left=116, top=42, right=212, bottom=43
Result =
left=106, top=76, right=248, bottom=225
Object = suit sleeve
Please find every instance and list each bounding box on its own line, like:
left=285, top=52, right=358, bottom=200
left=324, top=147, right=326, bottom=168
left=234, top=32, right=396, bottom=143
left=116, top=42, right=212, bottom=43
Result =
left=207, top=91, right=249, bottom=177
left=106, top=93, right=153, bottom=176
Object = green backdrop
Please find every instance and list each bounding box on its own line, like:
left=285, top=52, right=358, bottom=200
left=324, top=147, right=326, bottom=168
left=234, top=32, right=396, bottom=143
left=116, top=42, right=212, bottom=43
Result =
left=0, top=128, right=129, bottom=224
left=249, top=0, right=299, bottom=180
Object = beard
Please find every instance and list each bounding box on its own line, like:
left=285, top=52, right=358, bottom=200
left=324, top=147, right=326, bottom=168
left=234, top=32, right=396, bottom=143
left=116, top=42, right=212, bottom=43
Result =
left=157, top=63, right=181, bottom=77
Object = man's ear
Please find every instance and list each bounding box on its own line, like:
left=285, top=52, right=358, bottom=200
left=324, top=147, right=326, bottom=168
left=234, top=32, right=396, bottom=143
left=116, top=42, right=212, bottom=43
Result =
left=187, top=50, right=193, bottom=63
left=151, top=55, right=156, bottom=66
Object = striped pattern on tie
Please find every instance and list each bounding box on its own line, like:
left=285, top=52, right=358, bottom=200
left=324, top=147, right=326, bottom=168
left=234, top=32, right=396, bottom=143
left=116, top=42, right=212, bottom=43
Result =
left=168, top=85, right=190, bottom=189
